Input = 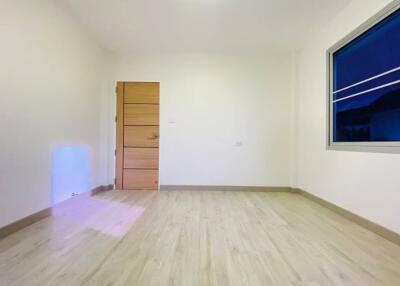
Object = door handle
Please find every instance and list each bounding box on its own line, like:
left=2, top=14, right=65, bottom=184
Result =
left=148, top=134, right=159, bottom=140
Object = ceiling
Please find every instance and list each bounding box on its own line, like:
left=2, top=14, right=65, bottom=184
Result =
left=58, top=0, right=351, bottom=54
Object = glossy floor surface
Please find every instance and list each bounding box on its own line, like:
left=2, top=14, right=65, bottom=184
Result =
left=0, top=190, right=399, bottom=286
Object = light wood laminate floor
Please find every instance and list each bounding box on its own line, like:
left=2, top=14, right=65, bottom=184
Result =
left=0, top=190, right=399, bottom=286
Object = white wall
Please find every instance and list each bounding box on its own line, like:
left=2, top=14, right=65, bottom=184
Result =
left=0, top=0, right=112, bottom=227
left=112, top=53, right=295, bottom=187
left=294, top=0, right=400, bottom=233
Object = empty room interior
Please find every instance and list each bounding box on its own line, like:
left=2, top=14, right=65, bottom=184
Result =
left=1, top=0, right=400, bottom=285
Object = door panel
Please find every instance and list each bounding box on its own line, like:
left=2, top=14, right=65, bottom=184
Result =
left=124, top=148, right=159, bottom=169
left=124, top=126, right=159, bottom=147
left=123, top=169, right=158, bottom=190
left=124, top=104, right=159, bottom=125
left=116, top=82, right=160, bottom=190
left=124, top=82, right=159, bottom=104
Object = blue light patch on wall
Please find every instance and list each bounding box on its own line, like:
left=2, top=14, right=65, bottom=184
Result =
left=51, top=146, right=91, bottom=204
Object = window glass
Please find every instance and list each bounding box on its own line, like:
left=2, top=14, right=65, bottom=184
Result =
left=332, top=8, right=400, bottom=142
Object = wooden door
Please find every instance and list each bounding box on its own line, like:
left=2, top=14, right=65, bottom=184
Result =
left=115, top=82, right=160, bottom=190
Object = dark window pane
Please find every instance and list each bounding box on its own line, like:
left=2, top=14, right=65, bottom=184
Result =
left=332, top=8, right=400, bottom=143
left=333, top=9, right=400, bottom=92
left=333, top=84, right=400, bottom=142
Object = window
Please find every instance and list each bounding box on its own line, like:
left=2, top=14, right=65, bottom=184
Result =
left=327, top=3, right=400, bottom=151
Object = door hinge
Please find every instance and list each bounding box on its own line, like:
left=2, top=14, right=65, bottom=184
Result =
left=114, top=178, right=117, bottom=184
left=115, top=86, right=118, bottom=94
left=114, top=149, right=117, bottom=156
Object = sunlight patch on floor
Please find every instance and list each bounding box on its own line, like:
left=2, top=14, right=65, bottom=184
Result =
left=52, top=195, right=145, bottom=237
